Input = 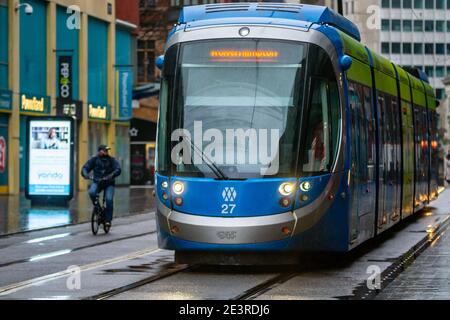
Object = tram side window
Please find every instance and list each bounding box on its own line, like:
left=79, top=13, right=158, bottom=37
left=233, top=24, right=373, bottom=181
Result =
left=156, top=45, right=177, bottom=173
left=302, top=78, right=336, bottom=173
left=301, top=45, right=340, bottom=175
left=363, top=87, right=375, bottom=167
left=157, top=80, right=169, bottom=173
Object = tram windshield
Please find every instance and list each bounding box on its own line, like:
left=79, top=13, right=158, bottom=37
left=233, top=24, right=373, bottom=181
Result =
left=157, top=39, right=340, bottom=179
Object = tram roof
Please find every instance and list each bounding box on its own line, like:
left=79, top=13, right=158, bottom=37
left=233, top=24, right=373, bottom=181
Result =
left=177, top=2, right=361, bottom=41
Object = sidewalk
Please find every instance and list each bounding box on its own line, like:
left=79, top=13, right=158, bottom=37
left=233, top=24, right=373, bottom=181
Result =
left=0, top=187, right=156, bottom=236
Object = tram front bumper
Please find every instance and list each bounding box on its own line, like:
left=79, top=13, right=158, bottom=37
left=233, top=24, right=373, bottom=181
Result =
left=156, top=203, right=297, bottom=245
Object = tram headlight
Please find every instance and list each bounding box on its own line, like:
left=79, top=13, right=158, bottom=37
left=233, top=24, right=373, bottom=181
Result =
left=278, top=182, right=296, bottom=196
left=172, top=181, right=185, bottom=195
left=161, top=181, right=168, bottom=189
left=300, top=181, right=312, bottom=192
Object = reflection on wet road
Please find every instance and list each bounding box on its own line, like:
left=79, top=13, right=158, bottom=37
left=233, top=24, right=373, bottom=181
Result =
left=0, top=187, right=155, bottom=236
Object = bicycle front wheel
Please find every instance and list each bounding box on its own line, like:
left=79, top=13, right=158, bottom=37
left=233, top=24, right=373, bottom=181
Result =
left=91, top=208, right=100, bottom=235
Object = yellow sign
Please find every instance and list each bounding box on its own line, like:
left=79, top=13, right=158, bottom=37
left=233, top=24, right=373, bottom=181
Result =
left=21, top=95, right=46, bottom=112
left=89, top=104, right=108, bottom=120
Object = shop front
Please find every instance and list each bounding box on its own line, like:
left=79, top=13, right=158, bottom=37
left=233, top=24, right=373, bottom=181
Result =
left=88, top=104, right=110, bottom=157
left=115, top=26, right=134, bottom=185
left=0, top=0, right=9, bottom=193
left=130, top=118, right=157, bottom=185
left=19, top=94, right=51, bottom=189
left=18, top=0, right=49, bottom=190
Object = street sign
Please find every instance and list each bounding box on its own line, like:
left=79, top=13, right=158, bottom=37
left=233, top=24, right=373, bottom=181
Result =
left=58, top=55, right=73, bottom=102
left=56, top=98, right=83, bottom=119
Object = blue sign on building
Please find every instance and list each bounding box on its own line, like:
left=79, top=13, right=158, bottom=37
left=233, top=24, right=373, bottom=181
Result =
left=116, top=68, right=133, bottom=120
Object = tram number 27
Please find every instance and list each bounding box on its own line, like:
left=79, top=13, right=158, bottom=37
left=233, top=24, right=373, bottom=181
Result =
left=221, top=204, right=236, bottom=214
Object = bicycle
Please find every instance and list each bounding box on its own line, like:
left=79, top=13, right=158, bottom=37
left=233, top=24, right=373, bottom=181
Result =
left=89, top=178, right=111, bottom=235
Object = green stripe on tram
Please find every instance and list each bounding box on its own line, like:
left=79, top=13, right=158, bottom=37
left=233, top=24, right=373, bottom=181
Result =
left=338, top=31, right=370, bottom=64
left=408, top=74, right=427, bottom=108
left=346, top=59, right=372, bottom=87
left=399, top=82, right=411, bottom=102
left=374, top=70, right=397, bottom=96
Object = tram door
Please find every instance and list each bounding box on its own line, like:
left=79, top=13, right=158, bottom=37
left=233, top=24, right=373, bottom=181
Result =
left=349, top=82, right=375, bottom=242
left=401, top=100, right=414, bottom=218
left=413, top=105, right=429, bottom=208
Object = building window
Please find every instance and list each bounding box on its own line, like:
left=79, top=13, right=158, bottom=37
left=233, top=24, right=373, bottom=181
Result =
left=447, top=66, right=450, bottom=76
left=392, top=0, right=401, bottom=7
left=392, top=42, right=401, bottom=53
left=382, top=19, right=390, bottom=31
left=448, top=0, right=450, bottom=9
left=382, top=42, right=390, bottom=54
left=403, top=43, right=412, bottom=54
left=436, top=0, right=445, bottom=8
left=425, top=0, right=434, bottom=8
left=447, top=21, right=450, bottom=32
left=382, top=0, right=390, bottom=7
left=425, top=66, right=434, bottom=77
left=403, top=20, right=412, bottom=31
left=137, top=40, right=155, bottom=83
left=425, top=43, right=434, bottom=54
left=414, top=65, right=423, bottom=71
left=140, top=0, right=156, bottom=7
left=403, top=0, right=412, bottom=7
left=425, top=20, right=434, bottom=32
left=392, top=19, right=401, bottom=31
left=414, top=0, right=423, bottom=8
left=435, top=66, right=444, bottom=77
left=170, top=0, right=181, bottom=6
left=436, top=89, right=444, bottom=99
left=414, top=43, right=423, bottom=54
left=436, top=43, right=445, bottom=55
left=436, top=21, right=444, bottom=32
left=447, top=43, right=450, bottom=54
left=414, top=20, right=423, bottom=31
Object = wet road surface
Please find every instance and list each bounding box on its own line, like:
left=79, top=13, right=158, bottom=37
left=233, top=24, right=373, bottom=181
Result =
left=0, top=189, right=448, bottom=300
left=0, top=186, right=155, bottom=236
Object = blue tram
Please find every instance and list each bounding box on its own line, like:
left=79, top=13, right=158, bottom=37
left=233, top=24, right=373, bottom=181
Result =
left=154, top=3, right=440, bottom=263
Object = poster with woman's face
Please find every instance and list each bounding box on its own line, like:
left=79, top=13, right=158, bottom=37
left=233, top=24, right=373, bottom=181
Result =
left=28, top=120, right=72, bottom=196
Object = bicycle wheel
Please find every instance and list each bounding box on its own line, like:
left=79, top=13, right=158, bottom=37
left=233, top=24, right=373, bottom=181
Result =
left=102, top=210, right=110, bottom=234
left=91, top=208, right=100, bottom=235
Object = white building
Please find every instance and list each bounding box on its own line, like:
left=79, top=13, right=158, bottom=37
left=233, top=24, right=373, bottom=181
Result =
left=343, top=0, right=448, bottom=99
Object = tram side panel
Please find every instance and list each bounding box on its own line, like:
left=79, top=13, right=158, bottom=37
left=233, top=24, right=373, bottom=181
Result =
left=373, top=69, right=402, bottom=234
left=426, top=90, right=439, bottom=201
left=400, top=97, right=415, bottom=219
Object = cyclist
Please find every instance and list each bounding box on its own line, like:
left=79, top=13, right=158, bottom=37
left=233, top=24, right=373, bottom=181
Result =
left=81, top=145, right=122, bottom=229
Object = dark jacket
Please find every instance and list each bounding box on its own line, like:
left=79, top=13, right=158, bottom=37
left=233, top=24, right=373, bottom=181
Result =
left=81, top=155, right=121, bottom=186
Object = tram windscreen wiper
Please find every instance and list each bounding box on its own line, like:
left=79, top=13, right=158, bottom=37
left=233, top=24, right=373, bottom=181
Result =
left=183, top=135, right=229, bottom=180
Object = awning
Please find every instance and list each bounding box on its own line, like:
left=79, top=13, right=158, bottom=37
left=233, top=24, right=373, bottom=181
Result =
left=133, top=83, right=160, bottom=100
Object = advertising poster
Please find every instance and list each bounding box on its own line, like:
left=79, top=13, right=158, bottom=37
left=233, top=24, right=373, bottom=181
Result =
left=27, top=118, right=74, bottom=199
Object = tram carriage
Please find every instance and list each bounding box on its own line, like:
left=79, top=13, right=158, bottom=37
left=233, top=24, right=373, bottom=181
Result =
left=154, top=3, right=440, bottom=264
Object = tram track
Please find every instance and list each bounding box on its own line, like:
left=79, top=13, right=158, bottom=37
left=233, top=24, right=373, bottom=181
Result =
left=0, top=248, right=164, bottom=297
left=342, top=214, right=450, bottom=300
left=0, top=230, right=156, bottom=269
left=1, top=210, right=448, bottom=300
left=86, top=264, right=194, bottom=300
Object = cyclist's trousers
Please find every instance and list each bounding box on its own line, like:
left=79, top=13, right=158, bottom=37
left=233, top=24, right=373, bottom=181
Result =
left=88, top=183, right=115, bottom=222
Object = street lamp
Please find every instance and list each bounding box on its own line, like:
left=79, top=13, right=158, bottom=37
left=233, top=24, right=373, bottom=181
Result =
left=15, top=3, right=33, bottom=15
